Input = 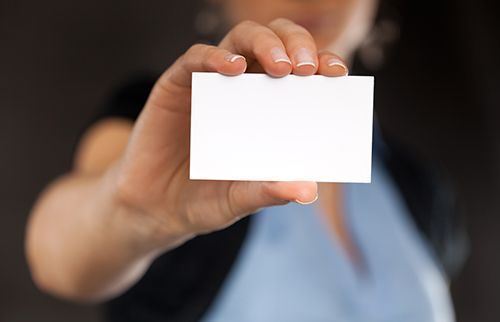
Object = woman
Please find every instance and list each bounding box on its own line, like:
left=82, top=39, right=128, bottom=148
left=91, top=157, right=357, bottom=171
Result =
left=26, top=0, right=465, bottom=321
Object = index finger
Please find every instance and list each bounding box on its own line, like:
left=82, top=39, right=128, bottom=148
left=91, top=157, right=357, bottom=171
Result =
left=218, top=21, right=293, bottom=77
left=267, top=18, right=319, bottom=76
left=159, top=44, right=247, bottom=93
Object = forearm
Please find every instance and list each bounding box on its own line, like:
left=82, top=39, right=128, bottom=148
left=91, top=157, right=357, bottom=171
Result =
left=24, top=20, right=330, bottom=302
left=25, top=164, right=191, bottom=303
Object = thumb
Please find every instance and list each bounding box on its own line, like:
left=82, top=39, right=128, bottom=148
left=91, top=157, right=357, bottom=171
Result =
left=229, top=181, right=318, bottom=215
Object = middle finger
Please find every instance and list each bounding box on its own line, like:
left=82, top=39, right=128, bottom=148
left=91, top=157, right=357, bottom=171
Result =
left=268, top=18, right=319, bottom=76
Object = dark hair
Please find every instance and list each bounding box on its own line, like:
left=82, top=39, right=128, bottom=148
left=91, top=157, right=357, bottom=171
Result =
left=357, top=0, right=402, bottom=71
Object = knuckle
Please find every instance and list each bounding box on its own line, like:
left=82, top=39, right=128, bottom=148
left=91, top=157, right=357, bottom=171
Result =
left=184, top=44, right=218, bottom=68
left=204, top=45, right=219, bottom=59
left=236, top=20, right=260, bottom=30
left=248, top=26, right=279, bottom=45
left=187, top=43, right=220, bottom=59
left=253, top=30, right=275, bottom=45
left=292, top=31, right=313, bottom=42
left=185, top=43, right=207, bottom=57
left=232, top=20, right=268, bottom=38
left=226, top=183, right=243, bottom=216
left=229, top=20, right=279, bottom=47
left=183, top=45, right=203, bottom=65
left=268, top=17, right=293, bottom=27
left=114, top=172, right=144, bottom=209
left=283, top=30, right=314, bottom=46
left=203, top=46, right=220, bottom=70
left=186, top=43, right=202, bottom=53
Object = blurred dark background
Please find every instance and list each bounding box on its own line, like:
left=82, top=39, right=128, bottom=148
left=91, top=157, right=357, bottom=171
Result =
left=0, top=0, right=499, bottom=321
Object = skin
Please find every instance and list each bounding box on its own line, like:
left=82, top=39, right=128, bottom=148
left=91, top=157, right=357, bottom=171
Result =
left=25, top=0, right=378, bottom=302
left=219, top=0, right=379, bottom=60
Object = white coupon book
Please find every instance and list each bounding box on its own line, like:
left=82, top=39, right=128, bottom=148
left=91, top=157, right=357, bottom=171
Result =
left=190, top=72, right=374, bottom=183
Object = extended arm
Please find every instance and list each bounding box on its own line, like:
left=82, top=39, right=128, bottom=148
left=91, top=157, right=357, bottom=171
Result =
left=25, top=19, right=347, bottom=303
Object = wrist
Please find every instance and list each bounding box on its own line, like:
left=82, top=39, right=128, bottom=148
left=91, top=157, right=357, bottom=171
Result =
left=103, top=162, right=196, bottom=255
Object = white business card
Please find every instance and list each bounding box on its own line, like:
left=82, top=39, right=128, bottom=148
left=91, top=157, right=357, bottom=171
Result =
left=190, top=72, right=374, bottom=183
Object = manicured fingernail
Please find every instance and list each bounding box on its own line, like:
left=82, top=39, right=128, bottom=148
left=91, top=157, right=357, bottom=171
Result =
left=293, top=192, right=318, bottom=205
left=326, top=56, right=348, bottom=75
left=270, top=47, right=292, bottom=64
left=295, top=48, right=316, bottom=68
left=224, top=54, right=246, bottom=63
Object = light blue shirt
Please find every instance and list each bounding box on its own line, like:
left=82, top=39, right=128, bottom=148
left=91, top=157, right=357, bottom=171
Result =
left=200, top=157, right=454, bottom=322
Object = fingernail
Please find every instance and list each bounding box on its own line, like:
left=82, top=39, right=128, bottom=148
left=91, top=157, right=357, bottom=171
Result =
left=293, top=192, right=318, bottom=205
left=224, top=54, right=246, bottom=63
left=326, top=56, right=348, bottom=75
left=270, top=47, right=292, bottom=64
left=295, top=48, right=316, bottom=68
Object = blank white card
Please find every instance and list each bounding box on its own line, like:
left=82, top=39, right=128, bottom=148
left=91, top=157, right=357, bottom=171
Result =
left=190, top=72, right=374, bottom=183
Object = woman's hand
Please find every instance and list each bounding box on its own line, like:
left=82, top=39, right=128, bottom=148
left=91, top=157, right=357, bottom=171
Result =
left=26, top=18, right=349, bottom=302
left=116, top=18, right=349, bottom=248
